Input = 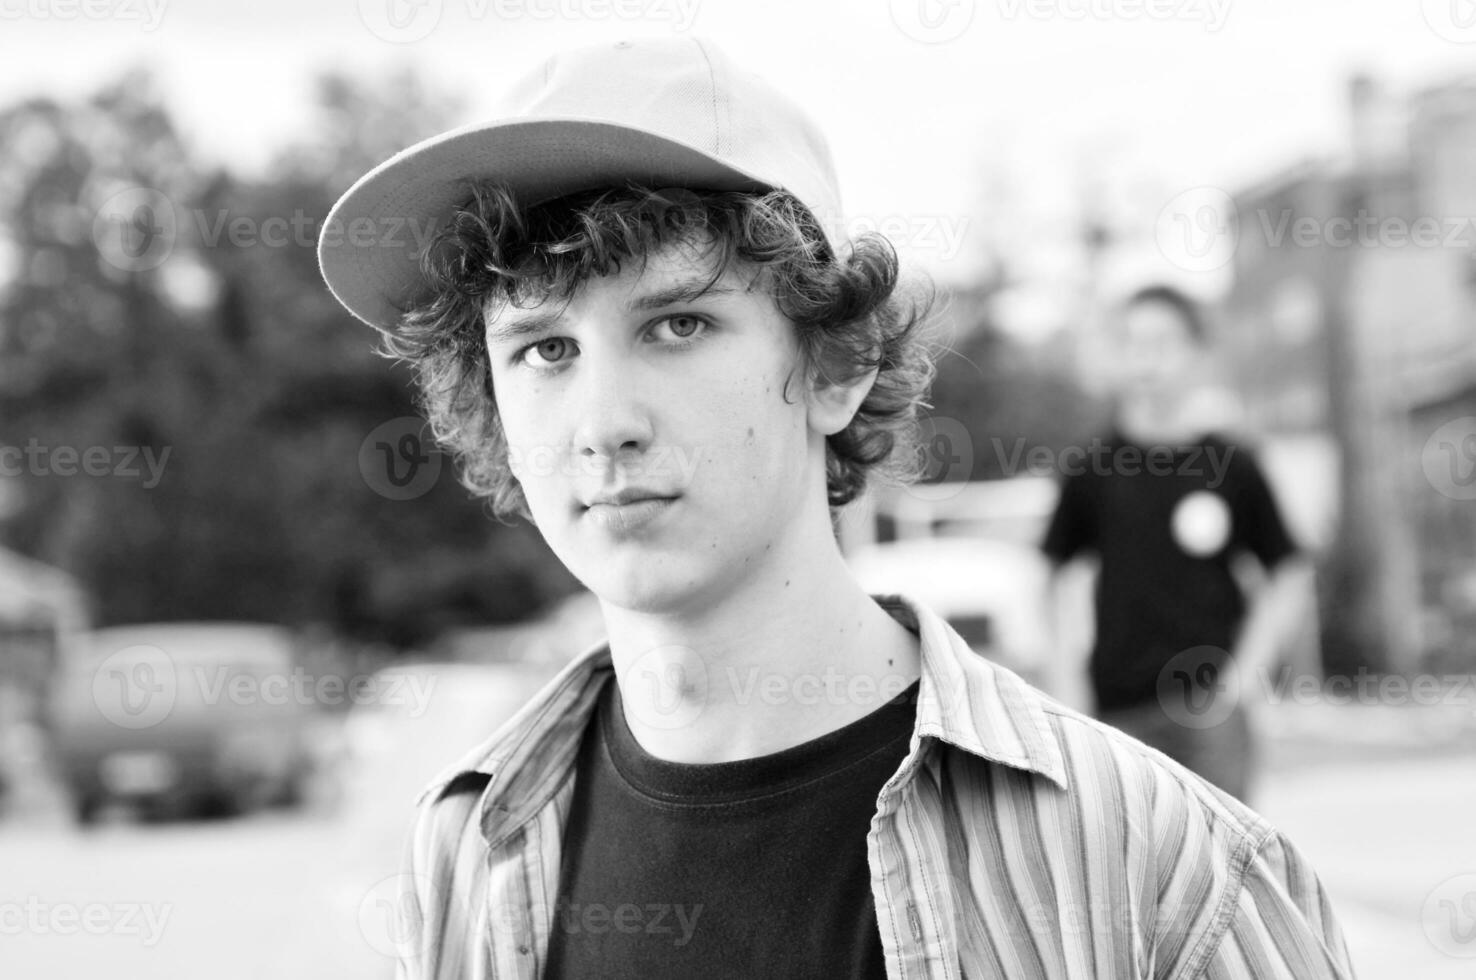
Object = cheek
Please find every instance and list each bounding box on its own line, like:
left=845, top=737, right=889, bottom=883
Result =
left=715, top=369, right=809, bottom=487
left=494, top=393, right=561, bottom=497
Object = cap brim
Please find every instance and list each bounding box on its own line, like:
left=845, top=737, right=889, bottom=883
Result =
left=317, top=118, right=774, bottom=332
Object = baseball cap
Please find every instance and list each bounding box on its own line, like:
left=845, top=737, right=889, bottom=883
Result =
left=318, top=36, right=844, bottom=332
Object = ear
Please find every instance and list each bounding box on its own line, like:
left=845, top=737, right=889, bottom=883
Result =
left=804, top=362, right=880, bottom=437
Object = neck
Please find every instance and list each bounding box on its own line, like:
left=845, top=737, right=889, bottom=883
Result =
left=600, top=493, right=921, bottom=764
left=1116, top=389, right=1206, bottom=444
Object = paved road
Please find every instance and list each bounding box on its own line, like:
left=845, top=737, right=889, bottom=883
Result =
left=1, top=739, right=1471, bottom=978
left=0, top=807, right=397, bottom=980
left=1254, top=751, right=1476, bottom=979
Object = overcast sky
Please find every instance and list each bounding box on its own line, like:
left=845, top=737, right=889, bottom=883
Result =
left=4, top=0, right=1475, bottom=327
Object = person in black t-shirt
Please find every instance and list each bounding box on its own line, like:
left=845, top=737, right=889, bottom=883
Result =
left=1040, top=285, right=1312, bottom=802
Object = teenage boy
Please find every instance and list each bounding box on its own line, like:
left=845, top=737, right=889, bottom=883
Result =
left=1041, top=285, right=1313, bottom=803
left=320, top=38, right=1353, bottom=979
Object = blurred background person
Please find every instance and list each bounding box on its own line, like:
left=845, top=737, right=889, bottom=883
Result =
left=1040, top=284, right=1313, bottom=803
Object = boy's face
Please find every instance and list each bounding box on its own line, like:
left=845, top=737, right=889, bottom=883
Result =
left=1107, top=298, right=1203, bottom=397
left=484, top=241, right=828, bottom=613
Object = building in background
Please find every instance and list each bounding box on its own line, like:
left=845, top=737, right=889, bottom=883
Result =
left=1220, top=73, right=1476, bottom=674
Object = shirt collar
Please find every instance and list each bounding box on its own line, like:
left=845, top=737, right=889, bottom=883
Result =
left=417, top=593, right=1067, bottom=847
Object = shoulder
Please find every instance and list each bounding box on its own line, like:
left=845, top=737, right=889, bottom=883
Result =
left=1032, top=698, right=1350, bottom=975
left=1036, top=696, right=1270, bottom=851
left=938, top=662, right=1269, bottom=852
left=939, top=677, right=1291, bottom=967
left=410, top=647, right=611, bottom=833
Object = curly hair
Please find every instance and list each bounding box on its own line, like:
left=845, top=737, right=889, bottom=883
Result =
left=383, top=181, right=940, bottom=522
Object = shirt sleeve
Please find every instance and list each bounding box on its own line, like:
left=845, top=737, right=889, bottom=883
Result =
left=1040, top=470, right=1096, bottom=564
left=1189, top=830, right=1358, bottom=979
left=1226, top=447, right=1298, bottom=572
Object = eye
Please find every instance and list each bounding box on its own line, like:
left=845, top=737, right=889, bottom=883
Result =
left=651, top=314, right=706, bottom=342
left=519, top=336, right=576, bottom=368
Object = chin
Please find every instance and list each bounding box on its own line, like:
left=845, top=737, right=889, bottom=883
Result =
left=578, top=554, right=725, bottom=616
left=585, top=574, right=690, bottom=615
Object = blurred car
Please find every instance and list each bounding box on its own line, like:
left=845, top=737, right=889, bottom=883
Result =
left=50, top=622, right=314, bottom=824
left=847, top=537, right=1052, bottom=689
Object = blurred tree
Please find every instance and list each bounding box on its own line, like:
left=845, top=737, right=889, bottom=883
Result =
left=0, top=67, right=581, bottom=649
left=923, top=281, right=1104, bottom=484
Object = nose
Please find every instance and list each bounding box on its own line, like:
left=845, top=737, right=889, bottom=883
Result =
left=570, top=351, right=654, bottom=466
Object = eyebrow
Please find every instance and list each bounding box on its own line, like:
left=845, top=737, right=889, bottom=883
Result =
left=627, top=276, right=739, bottom=312
left=485, top=276, right=739, bottom=345
left=485, top=310, right=564, bottom=346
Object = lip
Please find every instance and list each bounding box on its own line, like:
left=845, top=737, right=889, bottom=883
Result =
left=581, top=496, right=678, bottom=534
left=585, top=485, right=675, bottom=507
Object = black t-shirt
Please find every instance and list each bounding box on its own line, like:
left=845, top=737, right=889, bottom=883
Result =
left=1040, top=430, right=1297, bottom=711
left=542, top=673, right=921, bottom=980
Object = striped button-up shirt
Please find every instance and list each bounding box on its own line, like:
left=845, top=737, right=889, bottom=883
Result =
left=393, top=594, right=1356, bottom=979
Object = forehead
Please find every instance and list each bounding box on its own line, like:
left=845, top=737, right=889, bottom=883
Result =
left=482, top=239, right=769, bottom=339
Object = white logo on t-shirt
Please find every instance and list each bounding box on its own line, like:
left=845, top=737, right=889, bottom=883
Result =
left=1171, top=490, right=1232, bottom=557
